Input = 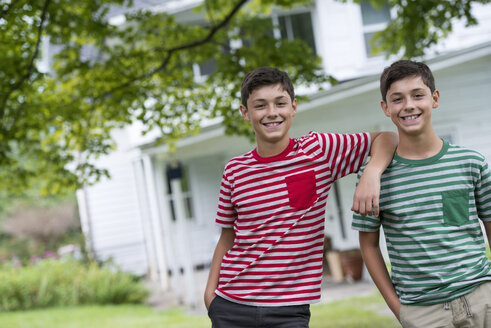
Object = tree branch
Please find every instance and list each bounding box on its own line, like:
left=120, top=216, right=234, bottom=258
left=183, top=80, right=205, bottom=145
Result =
left=102, top=0, right=249, bottom=97
left=25, top=0, right=51, bottom=80
left=0, top=0, right=51, bottom=119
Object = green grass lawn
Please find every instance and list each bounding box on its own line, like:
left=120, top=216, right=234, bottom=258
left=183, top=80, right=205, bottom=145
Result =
left=0, top=293, right=400, bottom=328
left=0, top=305, right=209, bottom=328
left=310, top=296, right=399, bottom=328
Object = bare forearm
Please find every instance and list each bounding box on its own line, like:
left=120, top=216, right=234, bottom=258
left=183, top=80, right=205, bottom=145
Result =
left=204, top=228, right=235, bottom=308
left=363, top=245, right=400, bottom=317
left=351, top=132, right=397, bottom=217
left=367, top=132, right=398, bottom=175
left=359, top=231, right=400, bottom=320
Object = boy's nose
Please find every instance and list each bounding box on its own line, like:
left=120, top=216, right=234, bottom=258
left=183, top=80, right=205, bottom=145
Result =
left=266, top=104, right=279, bottom=116
left=404, top=97, right=416, bottom=110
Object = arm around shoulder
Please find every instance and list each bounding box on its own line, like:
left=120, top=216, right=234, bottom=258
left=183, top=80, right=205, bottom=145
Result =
left=352, top=132, right=397, bottom=217
left=368, top=132, right=398, bottom=173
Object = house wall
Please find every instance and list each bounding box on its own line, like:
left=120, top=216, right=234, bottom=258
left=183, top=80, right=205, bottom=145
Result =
left=76, top=128, right=148, bottom=275
left=433, top=3, right=491, bottom=54
left=187, top=155, right=224, bottom=265
left=432, top=56, right=491, bottom=157
left=314, top=0, right=491, bottom=81
left=314, top=0, right=381, bottom=80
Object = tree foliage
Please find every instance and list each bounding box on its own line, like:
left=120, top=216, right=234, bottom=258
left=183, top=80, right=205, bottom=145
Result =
left=0, top=0, right=488, bottom=193
left=364, top=0, right=491, bottom=58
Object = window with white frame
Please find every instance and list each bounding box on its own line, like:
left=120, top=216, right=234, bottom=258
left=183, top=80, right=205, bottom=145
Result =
left=192, top=58, right=216, bottom=82
left=276, top=11, right=316, bottom=54
left=193, top=10, right=316, bottom=80
left=166, top=164, right=194, bottom=221
left=360, top=1, right=391, bottom=57
left=192, top=33, right=232, bottom=82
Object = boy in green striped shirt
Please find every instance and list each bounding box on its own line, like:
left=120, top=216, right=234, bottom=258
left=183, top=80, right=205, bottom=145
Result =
left=352, top=60, right=491, bottom=328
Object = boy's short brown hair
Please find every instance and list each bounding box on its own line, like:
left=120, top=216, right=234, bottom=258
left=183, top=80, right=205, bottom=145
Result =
left=241, top=67, right=295, bottom=108
left=380, top=60, right=436, bottom=102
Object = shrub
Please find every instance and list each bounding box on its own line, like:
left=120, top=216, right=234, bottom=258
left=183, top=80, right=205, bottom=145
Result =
left=2, top=203, right=79, bottom=246
left=0, top=201, right=84, bottom=265
left=0, top=259, right=149, bottom=311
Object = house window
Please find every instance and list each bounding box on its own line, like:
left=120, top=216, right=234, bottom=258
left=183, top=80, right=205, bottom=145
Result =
left=197, top=59, right=216, bottom=77
left=192, top=37, right=231, bottom=81
left=192, top=59, right=216, bottom=82
left=360, top=1, right=391, bottom=57
left=277, top=12, right=316, bottom=54
left=192, top=11, right=317, bottom=79
left=166, top=164, right=194, bottom=221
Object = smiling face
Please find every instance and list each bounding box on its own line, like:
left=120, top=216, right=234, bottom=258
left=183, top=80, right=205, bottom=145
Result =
left=381, top=76, right=439, bottom=138
left=240, top=83, right=297, bottom=155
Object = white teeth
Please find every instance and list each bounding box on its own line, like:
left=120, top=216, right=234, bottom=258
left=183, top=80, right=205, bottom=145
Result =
left=264, top=122, right=281, bottom=126
left=402, top=115, right=419, bottom=120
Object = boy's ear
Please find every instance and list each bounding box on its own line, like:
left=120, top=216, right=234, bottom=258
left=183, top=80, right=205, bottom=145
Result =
left=292, top=98, right=297, bottom=116
left=380, top=100, right=390, bottom=117
left=432, top=90, right=440, bottom=108
left=240, top=104, right=250, bottom=122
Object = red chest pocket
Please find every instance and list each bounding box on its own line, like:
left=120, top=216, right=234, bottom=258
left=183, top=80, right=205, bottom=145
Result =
left=285, top=170, right=317, bottom=210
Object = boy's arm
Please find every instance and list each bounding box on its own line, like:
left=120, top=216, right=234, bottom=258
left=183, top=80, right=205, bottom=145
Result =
left=204, top=227, right=235, bottom=310
left=352, top=132, right=398, bottom=217
left=359, top=230, right=401, bottom=321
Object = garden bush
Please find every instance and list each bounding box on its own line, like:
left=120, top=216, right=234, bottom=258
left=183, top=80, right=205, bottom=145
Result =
left=0, top=259, right=149, bottom=311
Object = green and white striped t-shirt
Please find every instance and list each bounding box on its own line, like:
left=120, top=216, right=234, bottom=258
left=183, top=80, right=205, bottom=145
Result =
left=352, top=140, right=491, bottom=305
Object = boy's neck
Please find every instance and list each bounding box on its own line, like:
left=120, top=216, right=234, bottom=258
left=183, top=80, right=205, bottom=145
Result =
left=256, top=138, right=290, bottom=158
left=396, top=132, right=443, bottom=160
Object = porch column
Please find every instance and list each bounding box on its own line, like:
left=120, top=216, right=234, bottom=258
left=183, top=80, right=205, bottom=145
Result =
left=132, top=158, right=159, bottom=283
left=141, top=155, right=170, bottom=290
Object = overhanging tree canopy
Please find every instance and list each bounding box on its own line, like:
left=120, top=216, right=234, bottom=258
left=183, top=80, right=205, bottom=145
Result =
left=1, top=0, right=488, bottom=194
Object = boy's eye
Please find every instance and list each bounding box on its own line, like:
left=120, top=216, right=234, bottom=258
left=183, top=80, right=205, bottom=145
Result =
left=277, top=102, right=287, bottom=106
left=392, top=98, right=401, bottom=103
left=414, top=94, right=423, bottom=98
left=255, top=104, right=265, bottom=109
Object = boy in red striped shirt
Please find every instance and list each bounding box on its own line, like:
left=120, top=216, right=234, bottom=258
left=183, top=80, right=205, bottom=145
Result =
left=204, top=67, right=397, bottom=327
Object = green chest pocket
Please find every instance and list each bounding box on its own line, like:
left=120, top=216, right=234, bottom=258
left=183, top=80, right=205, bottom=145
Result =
left=442, top=189, right=470, bottom=226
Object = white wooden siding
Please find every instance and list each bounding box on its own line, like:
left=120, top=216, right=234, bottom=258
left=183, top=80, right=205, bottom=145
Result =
left=77, top=130, right=148, bottom=275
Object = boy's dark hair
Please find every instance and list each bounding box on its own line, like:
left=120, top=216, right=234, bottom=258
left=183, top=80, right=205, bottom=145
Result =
left=241, top=67, right=295, bottom=108
left=380, top=60, right=436, bottom=102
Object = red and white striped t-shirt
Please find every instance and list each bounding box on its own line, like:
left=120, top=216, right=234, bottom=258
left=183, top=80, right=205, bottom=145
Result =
left=215, top=131, right=370, bottom=306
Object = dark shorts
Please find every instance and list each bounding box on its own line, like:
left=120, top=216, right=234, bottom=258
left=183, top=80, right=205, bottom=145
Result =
left=208, top=296, right=311, bottom=328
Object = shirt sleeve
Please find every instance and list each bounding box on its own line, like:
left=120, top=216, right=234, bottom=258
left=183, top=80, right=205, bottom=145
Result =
left=216, top=169, right=236, bottom=227
left=351, top=166, right=382, bottom=232
left=316, top=132, right=371, bottom=181
left=476, top=160, right=491, bottom=222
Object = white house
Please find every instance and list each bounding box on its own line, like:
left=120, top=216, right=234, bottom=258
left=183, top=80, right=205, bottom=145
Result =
left=76, top=0, right=491, bottom=296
